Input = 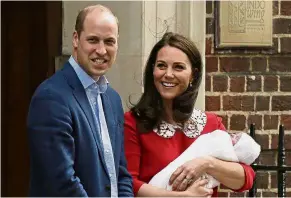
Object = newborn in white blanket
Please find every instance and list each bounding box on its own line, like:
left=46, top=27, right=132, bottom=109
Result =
left=149, top=130, right=261, bottom=190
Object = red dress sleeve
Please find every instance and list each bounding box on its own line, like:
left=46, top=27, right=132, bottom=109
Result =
left=216, top=115, right=226, bottom=130
left=214, top=113, right=256, bottom=191
left=233, top=163, right=255, bottom=192
left=124, top=112, right=145, bottom=195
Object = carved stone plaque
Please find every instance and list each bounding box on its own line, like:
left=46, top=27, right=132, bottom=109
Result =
left=216, top=0, right=273, bottom=48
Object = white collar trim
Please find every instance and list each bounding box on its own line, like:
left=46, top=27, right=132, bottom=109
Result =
left=153, top=108, right=207, bottom=138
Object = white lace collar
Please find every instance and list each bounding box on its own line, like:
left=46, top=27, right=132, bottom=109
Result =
left=153, top=108, right=207, bottom=138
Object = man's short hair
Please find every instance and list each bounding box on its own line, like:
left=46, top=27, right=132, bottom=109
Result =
left=74, top=4, right=119, bottom=36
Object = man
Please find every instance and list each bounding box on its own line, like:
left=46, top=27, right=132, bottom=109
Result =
left=27, top=5, right=133, bottom=197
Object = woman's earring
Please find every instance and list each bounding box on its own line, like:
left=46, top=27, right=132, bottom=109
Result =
left=189, top=82, right=193, bottom=87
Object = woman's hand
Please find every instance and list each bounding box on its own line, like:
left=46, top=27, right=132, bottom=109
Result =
left=185, top=178, right=213, bottom=197
left=169, top=156, right=213, bottom=191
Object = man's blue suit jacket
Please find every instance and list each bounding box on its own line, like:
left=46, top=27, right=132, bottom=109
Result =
left=27, top=61, right=133, bottom=197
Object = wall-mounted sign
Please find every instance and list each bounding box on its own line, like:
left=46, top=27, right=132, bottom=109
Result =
left=216, top=1, right=273, bottom=48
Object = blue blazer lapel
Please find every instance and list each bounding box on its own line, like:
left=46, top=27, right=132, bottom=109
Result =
left=61, top=62, right=108, bottom=171
left=101, top=93, right=116, bottom=150
left=73, top=89, right=105, bottom=151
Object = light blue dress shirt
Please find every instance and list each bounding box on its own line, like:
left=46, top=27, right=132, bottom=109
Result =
left=69, top=56, right=118, bottom=197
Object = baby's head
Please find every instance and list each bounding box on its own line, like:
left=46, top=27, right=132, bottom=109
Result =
left=229, top=132, right=243, bottom=145
left=231, top=132, right=261, bottom=165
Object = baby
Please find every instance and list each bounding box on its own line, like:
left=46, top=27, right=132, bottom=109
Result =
left=149, top=130, right=261, bottom=189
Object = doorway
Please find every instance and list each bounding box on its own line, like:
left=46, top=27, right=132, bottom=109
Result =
left=1, top=1, right=62, bottom=196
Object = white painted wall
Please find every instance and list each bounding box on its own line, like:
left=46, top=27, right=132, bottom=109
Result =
left=62, top=1, right=205, bottom=110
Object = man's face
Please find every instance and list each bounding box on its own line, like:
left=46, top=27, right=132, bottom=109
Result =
left=73, top=11, right=118, bottom=80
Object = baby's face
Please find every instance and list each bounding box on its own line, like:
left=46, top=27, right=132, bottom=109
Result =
left=230, top=133, right=242, bottom=145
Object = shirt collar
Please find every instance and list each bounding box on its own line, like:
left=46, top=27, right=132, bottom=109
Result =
left=153, top=108, right=207, bottom=138
left=69, top=56, right=108, bottom=93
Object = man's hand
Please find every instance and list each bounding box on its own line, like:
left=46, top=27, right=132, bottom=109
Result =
left=169, top=156, right=213, bottom=191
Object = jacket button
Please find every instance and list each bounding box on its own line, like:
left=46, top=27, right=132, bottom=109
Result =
left=105, top=185, right=111, bottom=191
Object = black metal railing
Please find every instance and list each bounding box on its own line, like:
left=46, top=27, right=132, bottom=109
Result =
left=248, top=124, right=291, bottom=197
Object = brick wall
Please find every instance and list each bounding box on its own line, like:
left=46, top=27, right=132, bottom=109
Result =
left=205, top=1, right=291, bottom=197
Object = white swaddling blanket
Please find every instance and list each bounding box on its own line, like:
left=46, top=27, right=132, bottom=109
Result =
left=149, top=130, right=261, bottom=190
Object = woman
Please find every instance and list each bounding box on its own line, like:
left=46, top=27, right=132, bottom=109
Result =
left=124, top=32, right=255, bottom=197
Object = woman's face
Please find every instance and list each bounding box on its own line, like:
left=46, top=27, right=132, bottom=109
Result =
left=153, top=46, right=193, bottom=104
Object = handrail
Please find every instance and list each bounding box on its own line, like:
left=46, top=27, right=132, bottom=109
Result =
left=248, top=124, right=290, bottom=197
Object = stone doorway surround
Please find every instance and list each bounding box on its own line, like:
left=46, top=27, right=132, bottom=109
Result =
left=61, top=1, right=206, bottom=110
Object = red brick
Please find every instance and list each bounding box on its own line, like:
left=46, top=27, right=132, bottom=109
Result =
left=220, top=57, right=250, bottom=73
left=272, top=96, right=291, bottom=111
left=281, top=114, right=291, bottom=130
left=256, top=96, right=270, bottom=111
left=287, top=152, right=291, bottom=166
left=217, top=192, right=229, bottom=197
left=218, top=114, right=228, bottom=129
left=213, top=75, right=228, bottom=92
left=280, top=76, right=291, bottom=92
left=271, top=172, right=291, bottom=188
left=206, top=37, right=212, bottom=55
left=264, top=75, right=278, bottom=92
left=206, top=57, right=218, bottom=73
left=223, top=96, right=254, bottom=111
left=205, top=96, right=220, bottom=111
left=206, top=75, right=211, bottom=91
left=264, top=115, right=279, bottom=130
left=260, top=37, right=279, bottom=54
left=271, top=134, right=278, bottom=149
left=286, top=172, right=291, bottom=188
left=224, top=96, right=241, bottom=111
left=281, top=1, right=291, bottom=15
left=273, top=0, right=279, bottom=15
left=255, top=172, right=269, bottom=189
left=252, top=57, right=267, bottom=72
left=270, top=172, right=276, bottom=188
left=249, top=192, right=262, bottom=197
left=206, top=1, right=213, bottom=14
left=269, top=57, right=291, bottom=72
left=281, top=37, right=291, bottom=53
left=241, top=96, right=255, bottom=111
left=248, top=115, right=263, bottom=131
left=247, top=76, right=262, bottom=92
left=262, top=192, right=278, bottom=197
left=230, top=114, right=246, bottom=131
left=271, top=134, right=291, bottom=150
left=230, top=76, right=245, bottom=92
left=273, top=18, right=291, bottom=34
left=257, top=152, right=276, bottom=165
left=229, top=192, right=246, bottom=197
left=271, top=37, right=279, bottom=54
left=255, top=134, right=268, bottom=149
left=206, top=17, right=214, bottom=34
